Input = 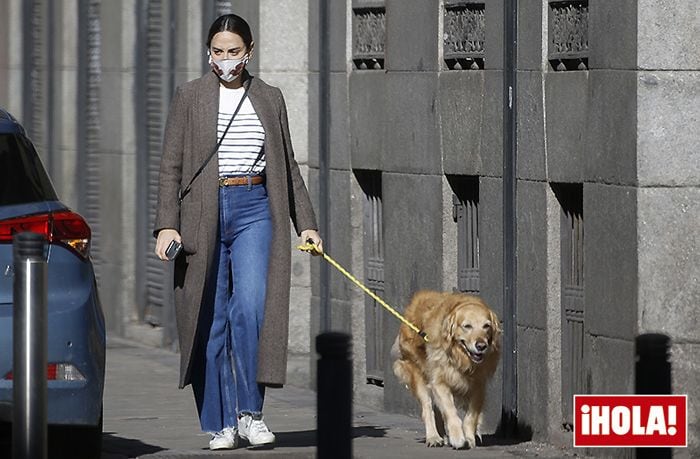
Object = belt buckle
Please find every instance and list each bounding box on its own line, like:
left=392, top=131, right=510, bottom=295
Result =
left=219, top=177, right=226, bottom=187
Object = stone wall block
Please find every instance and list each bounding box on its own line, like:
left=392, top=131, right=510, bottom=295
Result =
left=353, top=0, right=386, bottom=7
left=383, top=72, right=440, bottom=174
left=260, top=73, right=309, bottom=165
left=175, top=0, right=207, bottom=75
left=516, top=180, right=549, bottom=328
left=637, top=188, right=700, bottom=342
left=637, top=71, right=700, bottom=186
left=585, top=184, right=638, bottom=340
left=328, top=170, right=354, bottom=302
left=478, top=177, right=504, bottom=315
left=480, top=70, right=504, bottom=177
left=309, top=0, right=348, bottom=73
left=349, top=72, right=385, bottom=171
left=637, top=0, right=700, bottom=70
left=586, top=335, right=635, bottom=395
left=518, top=327, right=550, bottom=439
left=517, top=71, right=546, bottom=181
left=308, top=71, right=320, bottom=169
left=672, top=343, right=700, bottom=456
left=308, top=72, right=351, bottom=170
left=386, top=0, right=439, bottom=72
left=259, top=0, right=309, bottom=72
left=517, top=0, right=543, bottom=71
left=545, top=70, right=588, bottom=183
left=589, top=0, right=637, bottom=70
left=484, top=0, right=503, bottom=70
left=329, top=74, right=351, bottom=170
left=585, top=70, right=637, bottom=185
left=439, top=71, right=484, bottom=176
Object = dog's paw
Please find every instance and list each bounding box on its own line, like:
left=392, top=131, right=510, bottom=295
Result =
left=425, top=435, right=444, bottom=447
left=449, top=435, right=467, bottom=450
left=465, top=434, right=477, bottom=449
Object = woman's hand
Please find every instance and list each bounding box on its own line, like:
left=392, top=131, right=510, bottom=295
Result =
left=301, top=229, right=323, bottom=256
left=155, top=229, right=182, bottom=261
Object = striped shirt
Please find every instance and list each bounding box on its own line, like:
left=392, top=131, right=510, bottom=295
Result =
left=217, top=85, right=266, bottom=176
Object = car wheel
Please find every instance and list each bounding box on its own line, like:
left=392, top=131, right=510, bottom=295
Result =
left=48, top=408, right=103, bottom=459
left=0, top=422, right=10, bottom=457
left=74, top=408, right=103, bottom=459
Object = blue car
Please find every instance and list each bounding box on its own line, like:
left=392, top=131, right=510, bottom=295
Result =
left=0, top=108, right=106, bottom=457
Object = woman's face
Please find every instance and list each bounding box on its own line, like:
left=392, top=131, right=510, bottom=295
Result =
left=209, top=31, right=250, bottom=60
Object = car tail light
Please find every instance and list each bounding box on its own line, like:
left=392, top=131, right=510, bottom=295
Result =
left=50, top=211, right=91, bottom=258
left=46, top=363, right=86, bottom=381
left=3, top=363, right=86, bottom=381
left=0, top=210, right=91, bottom=259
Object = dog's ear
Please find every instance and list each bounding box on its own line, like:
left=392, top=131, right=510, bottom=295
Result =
left=442, top=311, right=456, bottom=343
left=489, top=309, right=502, bottom=351
left=440, top=295, right=462, bottom=343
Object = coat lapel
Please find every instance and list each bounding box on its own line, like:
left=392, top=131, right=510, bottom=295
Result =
left=197, top=71, right=220, bottom=164
left=246, top=75, right=278, bottom=154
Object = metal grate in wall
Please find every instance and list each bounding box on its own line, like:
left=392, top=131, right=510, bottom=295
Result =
left=141, top=0, right=172, bottom=327
left=23, top=0, right=45, bottom=158
left=215, top=0, right=232, bottom=16
left=443, top=1, right=485, bottom=70
left=201, top=0, right=233, bottom=73
left=203, top=0, right=232, bottom=20
left=548, top=0, right=589, bottom=71
left=352, top=6, right=386, bottom=70
left=77, top=0, right=103, bottom=282
left=356, top=170, right=384, bottom=386
left=553, top=183, right=585, bottom=428
left=450, top=176, right=480, bottom=293
left=22, top=0, right=57, bottom=179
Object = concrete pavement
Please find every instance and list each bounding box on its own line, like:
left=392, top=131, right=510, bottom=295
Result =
left=102, top=337, right=585, bottom=458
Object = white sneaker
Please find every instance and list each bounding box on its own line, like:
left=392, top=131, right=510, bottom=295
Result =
left=209, top=426, right=237, bottom=450
left=238, top=413, right=276, bottom=446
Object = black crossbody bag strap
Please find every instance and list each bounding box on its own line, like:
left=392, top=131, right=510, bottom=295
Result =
left=178, top=78, right=251, bottom=205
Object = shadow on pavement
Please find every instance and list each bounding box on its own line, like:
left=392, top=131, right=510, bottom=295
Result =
left=274, top=429, right=316, bottom=448
left=102, top=432, right=164, bottom=457
left=353, top=425, right=389, bottom=439
left=274, top=425, right=387, bottom=448
left=480, top=433, right=532, bottom=447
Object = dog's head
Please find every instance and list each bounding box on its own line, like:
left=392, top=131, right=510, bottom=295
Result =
left=441, top=295, right=501, bottom=365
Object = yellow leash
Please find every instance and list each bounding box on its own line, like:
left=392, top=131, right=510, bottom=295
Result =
left=298, top=242, right=428, bottom=342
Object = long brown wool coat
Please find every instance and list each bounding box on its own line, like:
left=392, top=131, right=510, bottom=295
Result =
left=154, top=71, right=317, bottom=389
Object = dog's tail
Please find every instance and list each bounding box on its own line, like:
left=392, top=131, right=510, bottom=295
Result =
left=390, top=335, right=407, bottom=384
left=390, top=335, right=415, bottom=393
left=390, top=334, right=401, bottom=361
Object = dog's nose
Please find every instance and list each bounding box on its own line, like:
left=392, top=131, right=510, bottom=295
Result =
left=476, top=341, right=487, bottom=352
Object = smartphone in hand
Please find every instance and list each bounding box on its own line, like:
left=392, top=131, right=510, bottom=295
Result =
left=165, top=240, right=182, bottom=261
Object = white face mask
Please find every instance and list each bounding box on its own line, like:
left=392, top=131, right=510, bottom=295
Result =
left=208, top=52, right=249, bottom=82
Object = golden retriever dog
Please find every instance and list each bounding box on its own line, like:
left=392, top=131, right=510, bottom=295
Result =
left=392, top=290, right=501, bottom=449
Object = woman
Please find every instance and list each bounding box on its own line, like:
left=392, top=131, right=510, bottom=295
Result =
left=153, top=14, right=322, bottom=450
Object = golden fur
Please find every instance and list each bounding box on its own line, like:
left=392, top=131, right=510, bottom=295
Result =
left=392, top=290, right=501, bottom=449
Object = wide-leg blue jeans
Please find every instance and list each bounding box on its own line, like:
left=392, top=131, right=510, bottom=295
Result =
left=191, top=182, right=272, bottom=433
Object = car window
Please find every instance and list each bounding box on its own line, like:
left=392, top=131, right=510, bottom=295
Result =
left=0, top=134, right=58, bottom=205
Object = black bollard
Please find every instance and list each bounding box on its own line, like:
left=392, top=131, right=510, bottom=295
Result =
left=635, top=333, right=671, bottom=459
left=12, top=232, right=48, bottom=459
left=316, top=332, right=352, bottom=459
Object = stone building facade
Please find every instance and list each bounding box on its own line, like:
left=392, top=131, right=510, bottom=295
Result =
left=0, top=0, right=697, bottom=456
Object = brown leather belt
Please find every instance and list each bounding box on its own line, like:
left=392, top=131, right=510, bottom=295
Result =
left=218, top=175, right=265, bottom=187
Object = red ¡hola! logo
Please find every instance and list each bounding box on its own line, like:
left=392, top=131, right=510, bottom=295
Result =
left=574, top=395, right=687, bottom=447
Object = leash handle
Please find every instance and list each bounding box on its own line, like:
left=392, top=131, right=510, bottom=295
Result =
left=298, top=242, right=429, bottom=342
